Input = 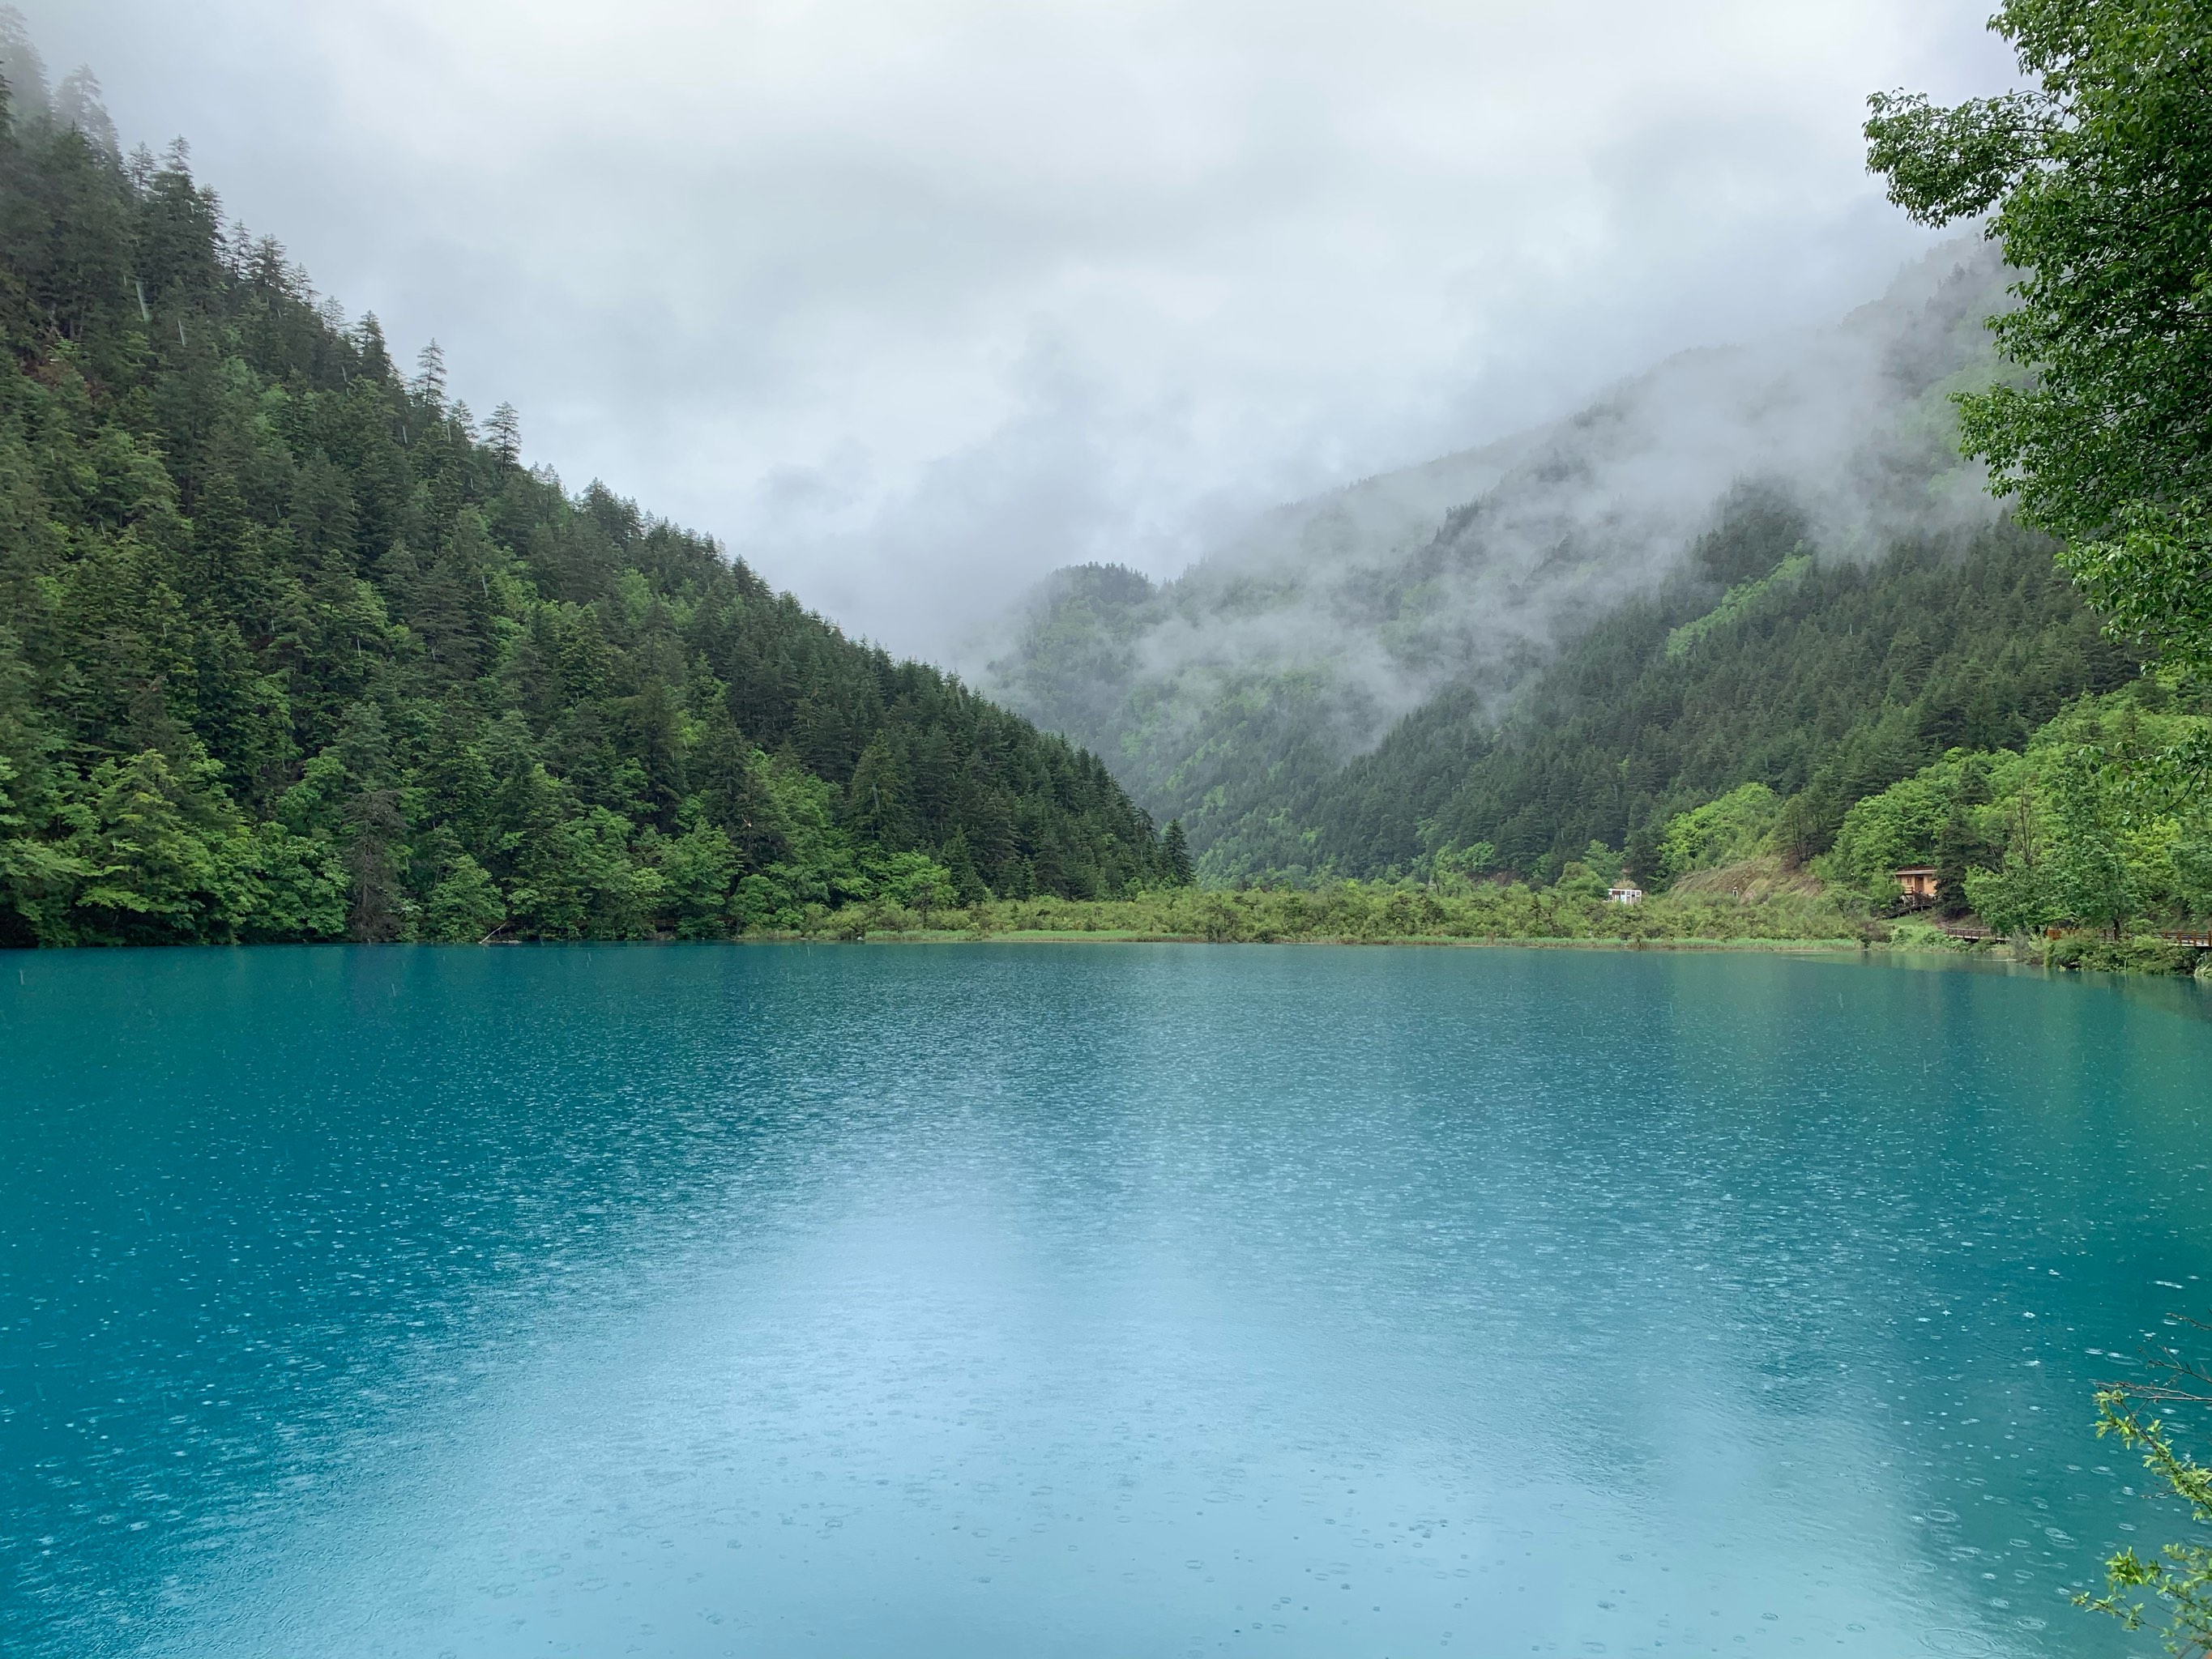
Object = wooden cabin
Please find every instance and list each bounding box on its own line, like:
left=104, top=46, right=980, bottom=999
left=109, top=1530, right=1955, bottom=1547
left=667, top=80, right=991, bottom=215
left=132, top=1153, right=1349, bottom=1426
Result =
left=1892, top=866, right=1939, bottom=904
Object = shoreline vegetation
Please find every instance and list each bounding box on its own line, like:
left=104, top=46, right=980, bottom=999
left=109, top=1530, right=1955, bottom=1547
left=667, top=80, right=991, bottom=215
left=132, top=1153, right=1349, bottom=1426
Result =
left=571, top=877, right=2210, bottom=979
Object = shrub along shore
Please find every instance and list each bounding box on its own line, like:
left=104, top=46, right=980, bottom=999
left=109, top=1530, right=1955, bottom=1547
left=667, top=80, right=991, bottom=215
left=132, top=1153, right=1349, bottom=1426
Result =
left=711, top=880, right=2212, bottom=977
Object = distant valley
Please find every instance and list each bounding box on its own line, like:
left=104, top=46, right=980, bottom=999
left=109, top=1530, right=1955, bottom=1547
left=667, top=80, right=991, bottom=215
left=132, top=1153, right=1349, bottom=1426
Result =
left=977, top=238, right=2104, bottom=883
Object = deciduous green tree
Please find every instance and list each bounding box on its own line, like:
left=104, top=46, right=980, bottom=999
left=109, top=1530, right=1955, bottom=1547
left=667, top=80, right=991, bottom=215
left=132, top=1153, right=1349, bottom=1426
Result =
left=1867, top=0, right=2212, bottom=676
left=878, top=849, right=957, bottom=928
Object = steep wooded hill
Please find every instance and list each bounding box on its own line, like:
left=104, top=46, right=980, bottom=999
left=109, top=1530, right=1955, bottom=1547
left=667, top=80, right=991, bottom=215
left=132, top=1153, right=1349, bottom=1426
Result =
left=0, top=65, right=1168, bottom=945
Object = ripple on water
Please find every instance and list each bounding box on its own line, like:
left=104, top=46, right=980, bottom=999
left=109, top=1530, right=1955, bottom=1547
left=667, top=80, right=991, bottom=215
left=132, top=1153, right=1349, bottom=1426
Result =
left=1, top=944, right=2207, bottom=1658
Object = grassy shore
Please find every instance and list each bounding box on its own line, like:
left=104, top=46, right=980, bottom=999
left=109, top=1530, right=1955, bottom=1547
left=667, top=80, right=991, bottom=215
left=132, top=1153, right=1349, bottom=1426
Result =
left=751, top=882, right=1874, bottom=949
left=740, top=882, right=2211, bottom=978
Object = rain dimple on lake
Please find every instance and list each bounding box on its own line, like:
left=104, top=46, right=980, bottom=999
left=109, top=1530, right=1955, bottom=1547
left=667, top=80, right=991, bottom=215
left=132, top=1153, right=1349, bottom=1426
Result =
left=3, top=942, right=2208, bottom=1657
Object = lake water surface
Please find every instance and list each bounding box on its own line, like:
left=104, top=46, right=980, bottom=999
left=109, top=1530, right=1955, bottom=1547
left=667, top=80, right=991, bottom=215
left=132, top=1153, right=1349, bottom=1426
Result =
left=4, top=944, right=2210, bottom=1658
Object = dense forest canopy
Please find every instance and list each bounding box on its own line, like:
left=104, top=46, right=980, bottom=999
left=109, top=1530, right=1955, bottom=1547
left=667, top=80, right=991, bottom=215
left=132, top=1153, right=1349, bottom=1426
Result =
left=0, top=57, right=1172, bottom=946
left=1002, top=487, right=2146, bottom=891
left=1283, top=500, right=2141, bottom=885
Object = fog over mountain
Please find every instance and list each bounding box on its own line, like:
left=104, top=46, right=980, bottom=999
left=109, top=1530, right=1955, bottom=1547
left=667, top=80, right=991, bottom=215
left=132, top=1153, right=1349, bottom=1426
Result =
left=980, top=237, right=2013, bottom=851
left=21, top=0, right=2013, bottom=660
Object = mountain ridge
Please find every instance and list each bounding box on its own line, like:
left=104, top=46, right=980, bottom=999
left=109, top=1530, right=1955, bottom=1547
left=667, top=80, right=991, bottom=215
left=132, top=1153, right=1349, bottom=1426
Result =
left=0, top=52, right=1172, bottom=946
left=981, top=236, right=2032, bottom=877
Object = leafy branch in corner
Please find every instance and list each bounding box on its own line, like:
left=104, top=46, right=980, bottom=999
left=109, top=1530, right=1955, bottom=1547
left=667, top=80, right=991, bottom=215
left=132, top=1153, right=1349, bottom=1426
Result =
left=2077, top=1315, right=2212, bottom=1655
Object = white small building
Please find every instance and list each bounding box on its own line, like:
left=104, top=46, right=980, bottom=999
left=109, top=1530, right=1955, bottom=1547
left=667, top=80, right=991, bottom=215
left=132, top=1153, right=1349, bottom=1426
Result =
left=1608, top=883, right=1645, bottom=905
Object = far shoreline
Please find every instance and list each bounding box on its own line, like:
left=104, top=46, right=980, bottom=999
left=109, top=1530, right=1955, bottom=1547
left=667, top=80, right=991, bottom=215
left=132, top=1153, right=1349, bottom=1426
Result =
left=10, top=931, right=2206, bottom=986
left=769, top=928, right=1876, bottom=953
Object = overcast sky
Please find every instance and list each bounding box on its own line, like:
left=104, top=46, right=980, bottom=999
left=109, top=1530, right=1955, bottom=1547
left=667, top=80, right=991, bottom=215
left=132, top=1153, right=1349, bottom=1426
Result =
left=32, top=0, right=2011, bottom=659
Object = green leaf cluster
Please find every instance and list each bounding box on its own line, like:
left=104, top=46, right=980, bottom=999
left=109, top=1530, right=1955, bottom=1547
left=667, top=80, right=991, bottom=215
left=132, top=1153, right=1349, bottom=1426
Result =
left=1867, top=0, right=2212, bottom=677
left=2077, top=1364, right=2212, bottom=1653
left=1655, top=783, right=1781, bottom=882
left=1825, top=685, right=2212, bottom=936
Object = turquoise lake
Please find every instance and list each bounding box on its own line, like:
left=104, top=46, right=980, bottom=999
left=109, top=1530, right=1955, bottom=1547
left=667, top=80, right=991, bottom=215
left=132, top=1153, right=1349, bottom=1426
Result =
left=4, top=945, right=2210, bottom=1657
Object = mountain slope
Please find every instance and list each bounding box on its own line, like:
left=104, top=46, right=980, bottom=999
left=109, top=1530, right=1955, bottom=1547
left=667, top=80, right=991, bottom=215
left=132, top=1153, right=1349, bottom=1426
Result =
left=985, top=240, right=2018, bottom=868
left=1296, top=505, right=2137, bottom=882
left=0, top=70, right=1168, bottom=946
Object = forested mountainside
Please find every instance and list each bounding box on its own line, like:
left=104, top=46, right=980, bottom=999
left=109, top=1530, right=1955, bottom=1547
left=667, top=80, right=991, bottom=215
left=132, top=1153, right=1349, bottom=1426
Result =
left=984, top=240, right=2014, bottom=867
left=0, top=72, right=1168, bottom=947
left=1272, top=497, right=2138, bottom=882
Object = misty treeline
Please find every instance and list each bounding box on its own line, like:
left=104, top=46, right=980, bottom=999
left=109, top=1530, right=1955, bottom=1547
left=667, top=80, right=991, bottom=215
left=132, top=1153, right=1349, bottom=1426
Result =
left=986, top=238, right=2212, bottom=950
left=985, top=241, right=2018, bottom=878
left=971, top=493, right=2212, bottom=960
left=998, top=484, right=2159, bottom=898
left=1296, top=494, right=2144, bottom=881
left=0, top=59, right=1176, bottom=948
left=1154, top=486, right=2212, bottom=953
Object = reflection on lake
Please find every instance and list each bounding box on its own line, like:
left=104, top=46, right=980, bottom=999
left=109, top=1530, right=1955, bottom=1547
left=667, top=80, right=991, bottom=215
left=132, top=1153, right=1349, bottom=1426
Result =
left=3, top=944, right=2206, bottom=1657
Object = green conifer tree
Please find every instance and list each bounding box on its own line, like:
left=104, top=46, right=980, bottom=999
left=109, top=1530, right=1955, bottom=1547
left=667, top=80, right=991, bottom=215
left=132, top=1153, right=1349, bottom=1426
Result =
left=1162, top=818, right=1194, bottom=886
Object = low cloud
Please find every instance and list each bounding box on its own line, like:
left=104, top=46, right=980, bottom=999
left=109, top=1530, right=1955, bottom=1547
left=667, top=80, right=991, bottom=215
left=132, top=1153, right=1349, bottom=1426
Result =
left=32, top=0, right=2015, bottom=656
left=977, top=237, right=2012, bottom=833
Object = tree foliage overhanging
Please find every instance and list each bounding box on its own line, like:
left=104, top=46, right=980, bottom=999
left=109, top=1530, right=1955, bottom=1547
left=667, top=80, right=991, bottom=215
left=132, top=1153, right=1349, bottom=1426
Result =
left=1871, top=7, right=2212, bottom=1644
left=0, top=85, right=1173, bottom=946
left=1867, top=0, right=2212, bottom=677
